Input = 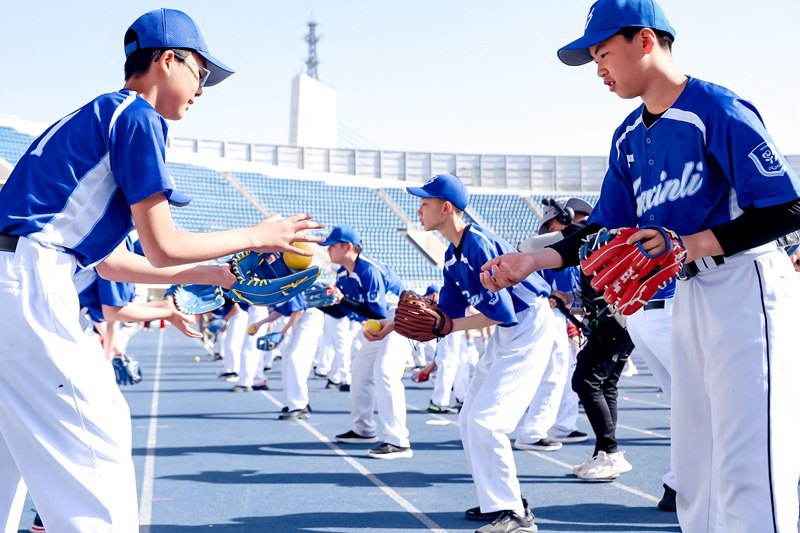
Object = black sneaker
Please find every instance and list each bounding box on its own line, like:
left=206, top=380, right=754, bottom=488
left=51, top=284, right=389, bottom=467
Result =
left=466, top=498, right=531, bottom=522
left=475, top=510, right=537, bottom=533
left=252, top=380, right=269, bottom=390
left=367, top=442, right=413, bottom=459
left=427, top=402, right=459, bottom=414
left=513, top=438, right=562, bottom=451
left=339, top=383, right=351, bottom=392
left=282, top=404, right=312, bottom=413
left=335, top=430, right=378, bottom=444
left=279, top=406, right=311, bottom=420
left=217, top=371, right=238, bottom=380
left=229, top=385, right=253, bottom=392
left=325, top=380, right=340, bottom=390
left=550, top=430, right=589, bottom=443
left=658, top=484, right=677, bottom=512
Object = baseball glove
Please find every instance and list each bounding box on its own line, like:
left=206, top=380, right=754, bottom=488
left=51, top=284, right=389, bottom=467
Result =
left=256, top=332, right=284, bottom=351
left=394, top=290, right=453, bottom=342
left=303, top=282, right=339, bottom=308
left=112, top=354, right=143, bottom=386
left=170, top=284, right=225, bottom=315
left=228, top=251, right=321, bottom=307
left=411, top=369, right=431, bottom=383
left=580, top=226, right=686, bottom=316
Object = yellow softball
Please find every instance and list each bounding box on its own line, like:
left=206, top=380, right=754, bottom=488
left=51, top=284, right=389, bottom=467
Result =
left=247, top=324, right=258, bottom=336
left=283, top=243, right=313, bottom=270
left=363, top=319, right=382, bottom=333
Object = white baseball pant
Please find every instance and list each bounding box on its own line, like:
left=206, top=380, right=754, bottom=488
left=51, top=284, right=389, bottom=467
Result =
left=516, top=308, right=570, bottom=442
left=349, top=312, right=411, bottom=447
left=672, top=245, right=800, bottom=532
left=281, top=308, right=324, bottom=410
left=430, top=331, right=464, bottom=407
left=0, top=238, right=138, bottom=532
left=459, top=298, right=559, bottom=516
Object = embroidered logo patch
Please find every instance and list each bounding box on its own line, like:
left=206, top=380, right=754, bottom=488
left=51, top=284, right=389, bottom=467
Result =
left=748, top=141, right=786, bottom=177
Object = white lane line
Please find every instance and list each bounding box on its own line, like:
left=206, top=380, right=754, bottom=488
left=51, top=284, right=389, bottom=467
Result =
left=138, top=327, right=165, bottom=530
left=620, top=395, right=670, bottom=408
left=258, top=391, right=447, bottom=533
left=616, top=422, right=670, bottom=439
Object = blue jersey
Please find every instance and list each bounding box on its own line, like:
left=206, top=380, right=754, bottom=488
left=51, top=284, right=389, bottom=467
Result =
left=76, top=235, right=138, bottom=322
left=590, top=77, right=800, bottom=236
left=439, top=225, right=550, bottom=326
left=274, top=294, right=306, bottom=316
left=0, top=89, right=188, bottom=268
left=78, top=273, right=136, bottom=323
left=335, top=254, right=404, bottom=320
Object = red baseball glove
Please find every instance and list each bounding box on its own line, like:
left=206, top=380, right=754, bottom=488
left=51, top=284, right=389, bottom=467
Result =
left=580, top=226, right=686, bottom=316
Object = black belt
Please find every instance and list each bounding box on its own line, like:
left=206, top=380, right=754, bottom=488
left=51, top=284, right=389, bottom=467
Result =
left=679, top=255, right=725, bottom=280
left=0, top=234, right=19, bottom=253
left=643, top=299, right=666, bottom=311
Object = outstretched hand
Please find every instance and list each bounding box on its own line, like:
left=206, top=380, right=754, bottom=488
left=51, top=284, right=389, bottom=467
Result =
left=252, top=213, right=325, bottom=255
left=167, top=309, right=202, bottom=338
left=480, top=252, right=538, bottom=292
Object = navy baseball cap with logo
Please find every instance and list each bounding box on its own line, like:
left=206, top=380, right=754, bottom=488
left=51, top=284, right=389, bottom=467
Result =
left=406, top=174, right=469, bottom=211
left=558, top=0, right=675, bottom=67
left=320, top=225, right=363, bottom=247
left=125, top=8, right=234, bottom=87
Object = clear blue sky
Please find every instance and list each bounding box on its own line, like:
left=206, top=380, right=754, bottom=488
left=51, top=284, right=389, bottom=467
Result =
left=2, top=1, right=799, bottom=156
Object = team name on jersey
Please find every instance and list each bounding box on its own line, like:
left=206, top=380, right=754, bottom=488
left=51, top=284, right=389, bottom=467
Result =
left=634, top=161, right=704, bottom=217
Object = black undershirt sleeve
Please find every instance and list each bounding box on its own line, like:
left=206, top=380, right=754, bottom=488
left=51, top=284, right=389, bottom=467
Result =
left=338, top=296, right=386, bottom=320
left=318, top=304, right=347, bottom=319
left=711, top=198, right=800, bottom=256
left=546, top=222, right=604, bottom=269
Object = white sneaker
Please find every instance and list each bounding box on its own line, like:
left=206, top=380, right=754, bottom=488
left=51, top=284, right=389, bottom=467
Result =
left=574, top=451, right=621, bottom=481
left=572, top=452, right=604, bottom=476
left=607, top=451, right=633, bottom=474
left=621, top=358, right=638, bottom=377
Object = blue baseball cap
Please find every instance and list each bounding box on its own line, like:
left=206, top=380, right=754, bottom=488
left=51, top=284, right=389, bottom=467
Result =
left=406, top=174, right=469, bottom=211
left=320, top=225, right=362, bottom=247
left=424, top=284, right=439, bottom=296
left=124, top=8, right=234, bottom=87
left=558, top=0, right=675, bottom=66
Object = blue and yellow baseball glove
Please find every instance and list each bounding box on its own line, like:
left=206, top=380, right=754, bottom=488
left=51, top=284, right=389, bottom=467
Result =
left=227, top=252, right=320, bottom=307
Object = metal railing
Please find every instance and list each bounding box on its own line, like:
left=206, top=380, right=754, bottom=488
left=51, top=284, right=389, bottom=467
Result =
left=167, top=137, right=800, bottom=194
left=167, top=137, right=609, bottom=192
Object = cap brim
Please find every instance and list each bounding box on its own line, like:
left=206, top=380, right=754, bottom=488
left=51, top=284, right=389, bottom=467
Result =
left=167, top=190, right=192, bottom=207
left=557, top=28, right=619, bottom=66
left=538, top=214, right=556, bottom=234
left=197, top=51, right=234, bottom=87
left=406, top=186, right=438, bottom=199
left=319, top=238, right=338, bottom=246
left=565, top=197, right=594, bottom=215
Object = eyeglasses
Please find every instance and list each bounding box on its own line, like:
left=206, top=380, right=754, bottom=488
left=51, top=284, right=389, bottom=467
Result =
left=174, top=53, right=210, bottom=88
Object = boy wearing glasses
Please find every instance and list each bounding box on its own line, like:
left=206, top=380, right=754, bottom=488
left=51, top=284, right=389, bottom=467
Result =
left=0, top=8, right=322, bottom=531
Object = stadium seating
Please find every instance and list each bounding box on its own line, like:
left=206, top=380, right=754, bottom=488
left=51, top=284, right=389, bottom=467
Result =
left=231, top=172, right=442, bottom=285
left=469, top=193, right=539, bottom=247
left=0, top=122, right=603, bottom=289
left=0, top=126, right=34, bottom=166
left=168, top=163, right=263, bottom=232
